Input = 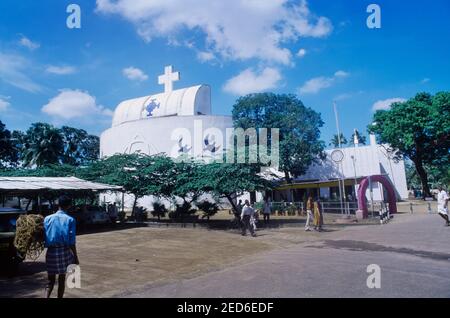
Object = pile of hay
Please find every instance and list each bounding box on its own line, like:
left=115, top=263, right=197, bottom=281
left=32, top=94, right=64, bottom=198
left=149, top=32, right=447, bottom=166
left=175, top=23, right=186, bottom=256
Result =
left=14, top=214, right=45, bottom=261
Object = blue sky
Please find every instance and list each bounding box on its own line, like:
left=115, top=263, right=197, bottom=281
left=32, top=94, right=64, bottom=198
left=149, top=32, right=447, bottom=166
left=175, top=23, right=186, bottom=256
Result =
left=0, top=0, right=449, bottom=147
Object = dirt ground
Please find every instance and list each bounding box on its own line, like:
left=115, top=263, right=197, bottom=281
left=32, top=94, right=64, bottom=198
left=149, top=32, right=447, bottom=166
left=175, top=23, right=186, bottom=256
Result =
left=0, top=200, right=434, bottom=298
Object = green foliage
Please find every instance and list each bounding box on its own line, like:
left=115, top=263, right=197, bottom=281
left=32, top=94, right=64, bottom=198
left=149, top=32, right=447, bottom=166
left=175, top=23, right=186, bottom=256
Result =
left=1, top=150, right=272, bottom=219
left=172, top=201, right=197, bottom=219
left=60, top=126, right=100, bottom=165
left=20, top=123, right=64, bottom=167
left=1, top=122, right=100, bottom=168
left=369, top=92, right=450, bottom=196
left=78, top=153, right=175, bottom=209
left=0, top=120, right=19, bottom=167
left=407, top=160, right=450, bottom=190
left=171, top=159, right=205, bottom=203
left=129, top=206, right=148, bottom=222
left=232, top=93, right=325, bottom=182
left=198, top=162, right=271, bottom=213
left=405, top=161, right=421, bottom=189
left=329, top=133, right=348, bottom=148
left=0, top=164, right=76, bottom=177
left=151, top=201, right=168, bottom=220
left=196, top=200, right=219, bottom=220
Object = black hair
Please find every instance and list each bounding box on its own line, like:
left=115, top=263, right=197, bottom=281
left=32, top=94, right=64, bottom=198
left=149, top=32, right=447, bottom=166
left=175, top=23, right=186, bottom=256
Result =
left=58, top=195, right=72, bottom=209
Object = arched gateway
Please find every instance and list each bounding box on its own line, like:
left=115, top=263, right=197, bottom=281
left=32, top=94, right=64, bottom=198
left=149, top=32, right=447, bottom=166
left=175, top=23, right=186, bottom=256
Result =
left=357, top=175, right=397, bottom=218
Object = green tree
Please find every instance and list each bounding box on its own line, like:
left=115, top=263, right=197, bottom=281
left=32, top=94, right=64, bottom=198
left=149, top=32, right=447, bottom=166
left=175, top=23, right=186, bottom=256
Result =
left=405, top=161, right=422, bottom=190
left=0, top=121, right=19, bottom=167
left=198, top=162, right=271, bottom=213
left=406, top=160, right=450, bottom=192
left=329, top=133, right=348, bottom=148
left=171, top=159, right=209, bottom=204
left=79, top=153, right=175, bottom=212
left=0, top=164, right=76, bottom=177
left=232, top=93, right=325, bottom=183
left=60, top=126, right=100, bottom=166
left=369, top=92, right=450, bottom=197
left=11, top=130, right=26, bottom=163
left=21, top=123, right=64, bottom=167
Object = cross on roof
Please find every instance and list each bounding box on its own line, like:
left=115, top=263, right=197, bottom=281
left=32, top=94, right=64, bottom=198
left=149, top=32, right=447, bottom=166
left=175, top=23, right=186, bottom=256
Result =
left=158, top=65, right=180, bottom=93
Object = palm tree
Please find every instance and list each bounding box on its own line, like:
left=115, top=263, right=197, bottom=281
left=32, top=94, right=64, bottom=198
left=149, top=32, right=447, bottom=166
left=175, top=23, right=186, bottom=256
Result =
left=22, top=123, right=64, bottom=167
left=329, top=133, right=347, bottom=148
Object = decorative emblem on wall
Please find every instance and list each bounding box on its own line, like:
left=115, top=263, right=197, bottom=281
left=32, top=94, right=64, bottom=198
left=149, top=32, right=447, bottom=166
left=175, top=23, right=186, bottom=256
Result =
left=178, top=137, right=192, bottom=154
left=146, top=99, right=160, bottom=117
left=331, top=149, right=345, bottom=163
left=124, top=135, right=152, bottom=155
left=203, top=134, right=220, bottom=153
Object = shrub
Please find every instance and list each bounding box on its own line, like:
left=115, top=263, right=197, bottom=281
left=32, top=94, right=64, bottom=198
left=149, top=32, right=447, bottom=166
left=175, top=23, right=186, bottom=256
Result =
left=171, top=202, right=197, bottom=219
left=151, top=201, right=168, bottom=221
left=133, top=206, right=148, bottom=222
left=197, top=200, right=219, bottom=221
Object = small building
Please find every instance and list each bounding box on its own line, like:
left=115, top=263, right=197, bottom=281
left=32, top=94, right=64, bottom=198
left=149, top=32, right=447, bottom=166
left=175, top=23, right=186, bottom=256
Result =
left=246, top=134, right=408, bottom=207
left=0, top=177, right=123, bottom=213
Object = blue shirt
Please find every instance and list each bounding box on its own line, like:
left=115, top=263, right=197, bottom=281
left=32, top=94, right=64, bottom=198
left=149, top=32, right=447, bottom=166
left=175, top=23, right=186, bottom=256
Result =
left=44, top=210, right=76, bottom=247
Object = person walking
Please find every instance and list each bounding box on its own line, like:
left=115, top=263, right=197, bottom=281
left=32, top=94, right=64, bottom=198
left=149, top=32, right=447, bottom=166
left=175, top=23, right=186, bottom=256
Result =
left=313, top=199, right=323, bottom=231
left=241, top=200, right=256, bottom=237
left=109, top=202, right=119, bottom=225
left=262, top=199, right=271, bottom=226
left=233, top=200, right=243, bottom=228
left=305, top=194, right=314, bottom=231
left=437, top=186, right=449, bottom=226
left=44, top=195, right=79, bottom=298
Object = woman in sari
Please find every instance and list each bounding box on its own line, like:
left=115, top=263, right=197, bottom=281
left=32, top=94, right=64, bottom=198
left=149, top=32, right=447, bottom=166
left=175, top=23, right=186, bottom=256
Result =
left=313, top=200, right=323, bottom=231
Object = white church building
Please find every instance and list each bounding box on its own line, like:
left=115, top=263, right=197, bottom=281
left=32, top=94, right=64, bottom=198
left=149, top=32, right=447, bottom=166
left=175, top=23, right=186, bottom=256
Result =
left=100, top=66, right=408, bottom=210
left=101, top=66, right=233, bottom=160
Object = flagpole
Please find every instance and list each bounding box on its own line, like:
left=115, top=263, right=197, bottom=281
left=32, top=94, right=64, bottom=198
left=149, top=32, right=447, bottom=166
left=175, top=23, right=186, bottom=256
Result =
left=333, top=101, right=345, bottom=214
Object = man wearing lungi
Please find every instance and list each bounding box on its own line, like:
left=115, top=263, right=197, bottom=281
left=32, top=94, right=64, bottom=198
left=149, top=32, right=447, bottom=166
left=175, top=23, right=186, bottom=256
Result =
left=437, top=185, right=449, bottom=226
left=44, top=195, right=79, bottom=298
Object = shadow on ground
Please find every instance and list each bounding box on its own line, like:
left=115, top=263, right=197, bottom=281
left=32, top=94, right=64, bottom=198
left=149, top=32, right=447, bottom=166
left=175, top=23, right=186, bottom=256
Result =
left=0, top=261, right=47, bottom=298
left=306, top=240, right=450, bottom=262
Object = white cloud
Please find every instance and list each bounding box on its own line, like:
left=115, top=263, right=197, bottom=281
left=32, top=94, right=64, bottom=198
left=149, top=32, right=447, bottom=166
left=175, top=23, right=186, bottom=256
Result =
left=96, top=0, right=332, bottom=65
left=42, top=89, right=113, bottom=120
left=122, top=67, right=148, bottom=81
left=46, top=65, right=77, bottom=75
left=372, top=98, right=406, bottom=112
left=223, top=67, right=281, bottom=95
left=299, top=70, right=349, bottom=94
left=0, top=52, right=42, bottom=93
left=297, top=48, right=307, bottom=58
left=334, top=70, right=349, bottom=78
left=197, top=51, right=215, bottom=63
left=421, top=78, right=430, bottom=84
left=0, top=97, right=10, bottom=111
left=299, top=76, right=333, bottom=94
left=19, top=36, right=40, bottom=50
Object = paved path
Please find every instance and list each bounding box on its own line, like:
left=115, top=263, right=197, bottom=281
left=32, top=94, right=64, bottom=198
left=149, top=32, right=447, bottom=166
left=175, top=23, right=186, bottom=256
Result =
left=120, top=213, right=450, bottom=298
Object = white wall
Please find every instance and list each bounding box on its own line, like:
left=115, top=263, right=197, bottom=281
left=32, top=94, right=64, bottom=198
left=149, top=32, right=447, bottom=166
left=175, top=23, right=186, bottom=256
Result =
left=101, top=115, right=234, bottom=158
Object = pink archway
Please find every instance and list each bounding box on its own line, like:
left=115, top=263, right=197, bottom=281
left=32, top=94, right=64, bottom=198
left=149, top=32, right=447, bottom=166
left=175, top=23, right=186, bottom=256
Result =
left=357, top=175, right=397, bottom=218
